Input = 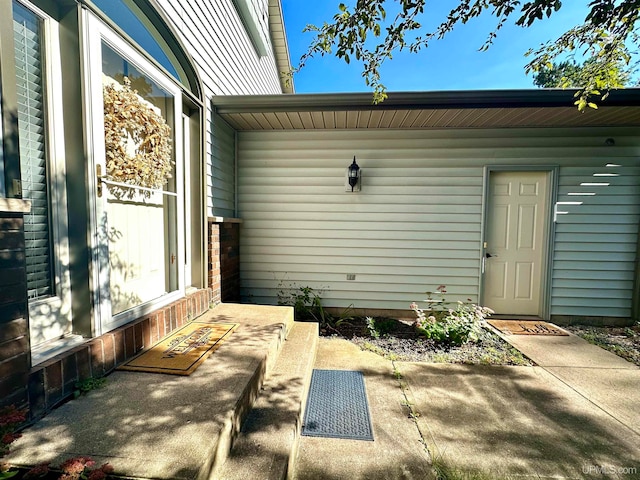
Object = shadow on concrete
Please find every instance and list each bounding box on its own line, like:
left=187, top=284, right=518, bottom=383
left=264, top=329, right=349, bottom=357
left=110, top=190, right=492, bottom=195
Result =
left=401, top=363, right=640, bottom=479
left=7, top=305, right=295, bottom=480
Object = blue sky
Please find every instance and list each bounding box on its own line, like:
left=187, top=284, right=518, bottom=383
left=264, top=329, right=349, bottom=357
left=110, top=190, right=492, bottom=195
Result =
left=281, top=1, right=591, bottom=93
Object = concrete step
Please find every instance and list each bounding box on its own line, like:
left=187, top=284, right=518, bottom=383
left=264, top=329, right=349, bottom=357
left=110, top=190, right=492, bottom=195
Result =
left=6, top=303, right=295, bottom=480
left=215, top=321, right=319, bottom=480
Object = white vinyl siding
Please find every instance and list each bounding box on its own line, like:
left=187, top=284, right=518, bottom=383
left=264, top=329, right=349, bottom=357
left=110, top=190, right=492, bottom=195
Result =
left=155, top=0, right=282, bottom=216
left=210, top=113, right=236, bottom=217
left=552, top=165, right=640, bottom=317
left=13, top=2, right=53, bottom=300
left=238, top=128, right=639, bottom=318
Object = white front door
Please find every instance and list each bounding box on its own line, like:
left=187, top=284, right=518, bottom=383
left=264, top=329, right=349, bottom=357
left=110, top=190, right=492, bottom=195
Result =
left=85, top=13, right=184, bottom=334
left=483, top=171, right=550, bottom=316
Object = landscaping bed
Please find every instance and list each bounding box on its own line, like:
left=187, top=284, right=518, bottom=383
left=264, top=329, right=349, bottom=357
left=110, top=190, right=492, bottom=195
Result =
left=321, top=317, right=533, bottom=366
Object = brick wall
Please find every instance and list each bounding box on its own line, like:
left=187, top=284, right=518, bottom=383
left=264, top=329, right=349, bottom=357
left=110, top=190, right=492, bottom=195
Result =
left=208, top=223, right=221, bottom=302
left=208, top=220, right=240, bottom=303
left=26, top=288, right=212, bottom=420
left=220, top=222, right=240, bottom=302
left=0, top=213, right=30, bottom=409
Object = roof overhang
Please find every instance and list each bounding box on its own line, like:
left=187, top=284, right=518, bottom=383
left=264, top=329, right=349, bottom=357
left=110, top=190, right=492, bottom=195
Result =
left=268, top=0, right=294, bottom=94
left=213, top=88, right=640, bottom=131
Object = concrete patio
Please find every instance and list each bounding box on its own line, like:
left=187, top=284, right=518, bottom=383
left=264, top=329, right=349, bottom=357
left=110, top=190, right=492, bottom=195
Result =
left=5, top=307, right=640, bottom=479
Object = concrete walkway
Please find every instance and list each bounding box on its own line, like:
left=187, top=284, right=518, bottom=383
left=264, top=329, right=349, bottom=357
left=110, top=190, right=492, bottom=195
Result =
left=397, top=325, right=640, bottom=479
left=297, top=328, right=640, bottom=480
left=6, top=316, right=640, bottom=479
left=294, top=338, right=432, bottom=480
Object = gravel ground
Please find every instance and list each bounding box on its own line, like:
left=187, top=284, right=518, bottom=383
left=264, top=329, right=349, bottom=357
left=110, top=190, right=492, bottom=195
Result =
left=564, top=323, right=640, bottom=367
left=322, top=317, right=532, bottom=366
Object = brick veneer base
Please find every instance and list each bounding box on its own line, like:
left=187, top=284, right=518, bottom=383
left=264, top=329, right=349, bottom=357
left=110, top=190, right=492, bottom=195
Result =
left=27, top=288, right=213, bottom=420
left=209, top=220, right=240, bottom=303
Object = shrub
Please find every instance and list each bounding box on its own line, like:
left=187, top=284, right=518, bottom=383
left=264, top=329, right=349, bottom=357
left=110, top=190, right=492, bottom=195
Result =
left=410, top=285, right=493, bottom=346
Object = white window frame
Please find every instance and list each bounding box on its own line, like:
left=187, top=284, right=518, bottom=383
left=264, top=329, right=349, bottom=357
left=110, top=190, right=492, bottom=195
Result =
left=83, top=10, right=185, bottom=336
left=182, top=113, right=193, bottom=288
left=14, top=0, right=73, bottom=358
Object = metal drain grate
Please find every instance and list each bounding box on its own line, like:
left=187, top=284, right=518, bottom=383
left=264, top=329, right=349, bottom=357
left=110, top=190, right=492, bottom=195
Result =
left=302, top=369, right=374, bottom=441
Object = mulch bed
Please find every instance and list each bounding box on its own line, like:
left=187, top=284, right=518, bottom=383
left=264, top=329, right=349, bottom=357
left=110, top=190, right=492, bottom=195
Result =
left=320, top=317, right=532, bottom=365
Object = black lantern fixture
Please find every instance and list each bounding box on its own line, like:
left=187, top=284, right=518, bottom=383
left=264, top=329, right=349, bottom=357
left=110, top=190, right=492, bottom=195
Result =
left=347, top=156, right=360, bottom=192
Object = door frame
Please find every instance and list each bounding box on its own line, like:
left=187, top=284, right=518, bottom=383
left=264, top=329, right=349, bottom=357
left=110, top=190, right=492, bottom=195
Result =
left=82, top=11, right=185, bottom=336
left=479, top=165, right=558, bottom=320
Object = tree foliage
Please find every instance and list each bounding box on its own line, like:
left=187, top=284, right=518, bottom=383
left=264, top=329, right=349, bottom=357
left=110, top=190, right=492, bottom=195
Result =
left=533, top=58, right=634, bottom=88
left=294, top=0, right=640, bottom=110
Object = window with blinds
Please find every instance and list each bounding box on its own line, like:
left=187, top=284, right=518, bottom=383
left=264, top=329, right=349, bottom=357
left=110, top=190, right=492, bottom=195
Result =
left=13, top=1, right=54, bottom=300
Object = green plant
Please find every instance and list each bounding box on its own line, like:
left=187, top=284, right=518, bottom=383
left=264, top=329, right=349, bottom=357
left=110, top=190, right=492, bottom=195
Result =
left=73, top=377, right=106, bottom=398
left=432, top=457, right=498, bottom=480
left=410, top=285, right=493, bottom=346
left=277, top=282, right=324, bottom=320
left=365, top=316, right=380, bottom=339
left=365, top=317, right=398, bottom=339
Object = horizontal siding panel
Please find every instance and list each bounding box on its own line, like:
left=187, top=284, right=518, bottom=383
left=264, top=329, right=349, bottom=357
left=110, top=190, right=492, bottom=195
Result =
left=239, top=194, right=482, bottom=205
left=245, top=279, right=475, bottom=295
left=552, top=306, right=630, bottom=317
left=552, top=162, right=639, bottom=317
left=554, top=251, right=636, bottom=262
left=243, top=234, right=481, bottom=247
left=155, top=0, right=283, bottom=216
left=243, top=229, right=480, bottom=241
left=552, top=260, right=635, bottom=272
left=241, top=220, right=480, bottom=232
left=557, top=186, right=640, bottom=196
left=243, top=244, right=480, bottom=257
left=552, top=297, right=630, bottom=309
left=552, top=288, right=632, bottom=300
left=239, top=211, right=481, bottom=223
left=552, top=269, right=635, bottom=281
left=242, top=253, right=481, bottom=268
left=559, top=175, right=640, bottom=186
left=238, top=128, right=639, bottom=317
left=240, top=203, right=481, bottom=215
left=552, top=278, right=634, bottom=290
left=554, top=232, right=637, bottom=244
left=243, top=263, right=478, bottom=278
left=239, top=185, right=484, bottom=196
left=210, top=114, right=236, bottom=217
left=554, top=214, right=638, bottom=224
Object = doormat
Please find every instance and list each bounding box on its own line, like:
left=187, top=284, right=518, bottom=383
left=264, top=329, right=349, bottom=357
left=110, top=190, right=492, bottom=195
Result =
left=118, top=322, right=238, bottom=375
left=302, top=369, right=374, bottom=441
left=487, top=320, right=568, bottom=336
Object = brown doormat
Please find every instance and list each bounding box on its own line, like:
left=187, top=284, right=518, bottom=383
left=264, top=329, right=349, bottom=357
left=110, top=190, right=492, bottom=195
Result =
left=118, top=322, right=239, bottom=375
left=487, top=320, right=569, bottom=336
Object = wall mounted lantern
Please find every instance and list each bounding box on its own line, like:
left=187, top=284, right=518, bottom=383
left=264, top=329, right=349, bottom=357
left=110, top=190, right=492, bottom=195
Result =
left=346, top=156, right=361, bottom=192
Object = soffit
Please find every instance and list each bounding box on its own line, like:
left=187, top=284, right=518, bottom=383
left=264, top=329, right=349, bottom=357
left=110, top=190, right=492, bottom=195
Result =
left=268, top=0, right=294, bottom=94
left=213, top=89, right=640, bottom=131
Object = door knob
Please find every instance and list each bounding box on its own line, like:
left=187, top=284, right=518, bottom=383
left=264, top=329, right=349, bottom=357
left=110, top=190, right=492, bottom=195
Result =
left=485, top=252, right=495, bottom=258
